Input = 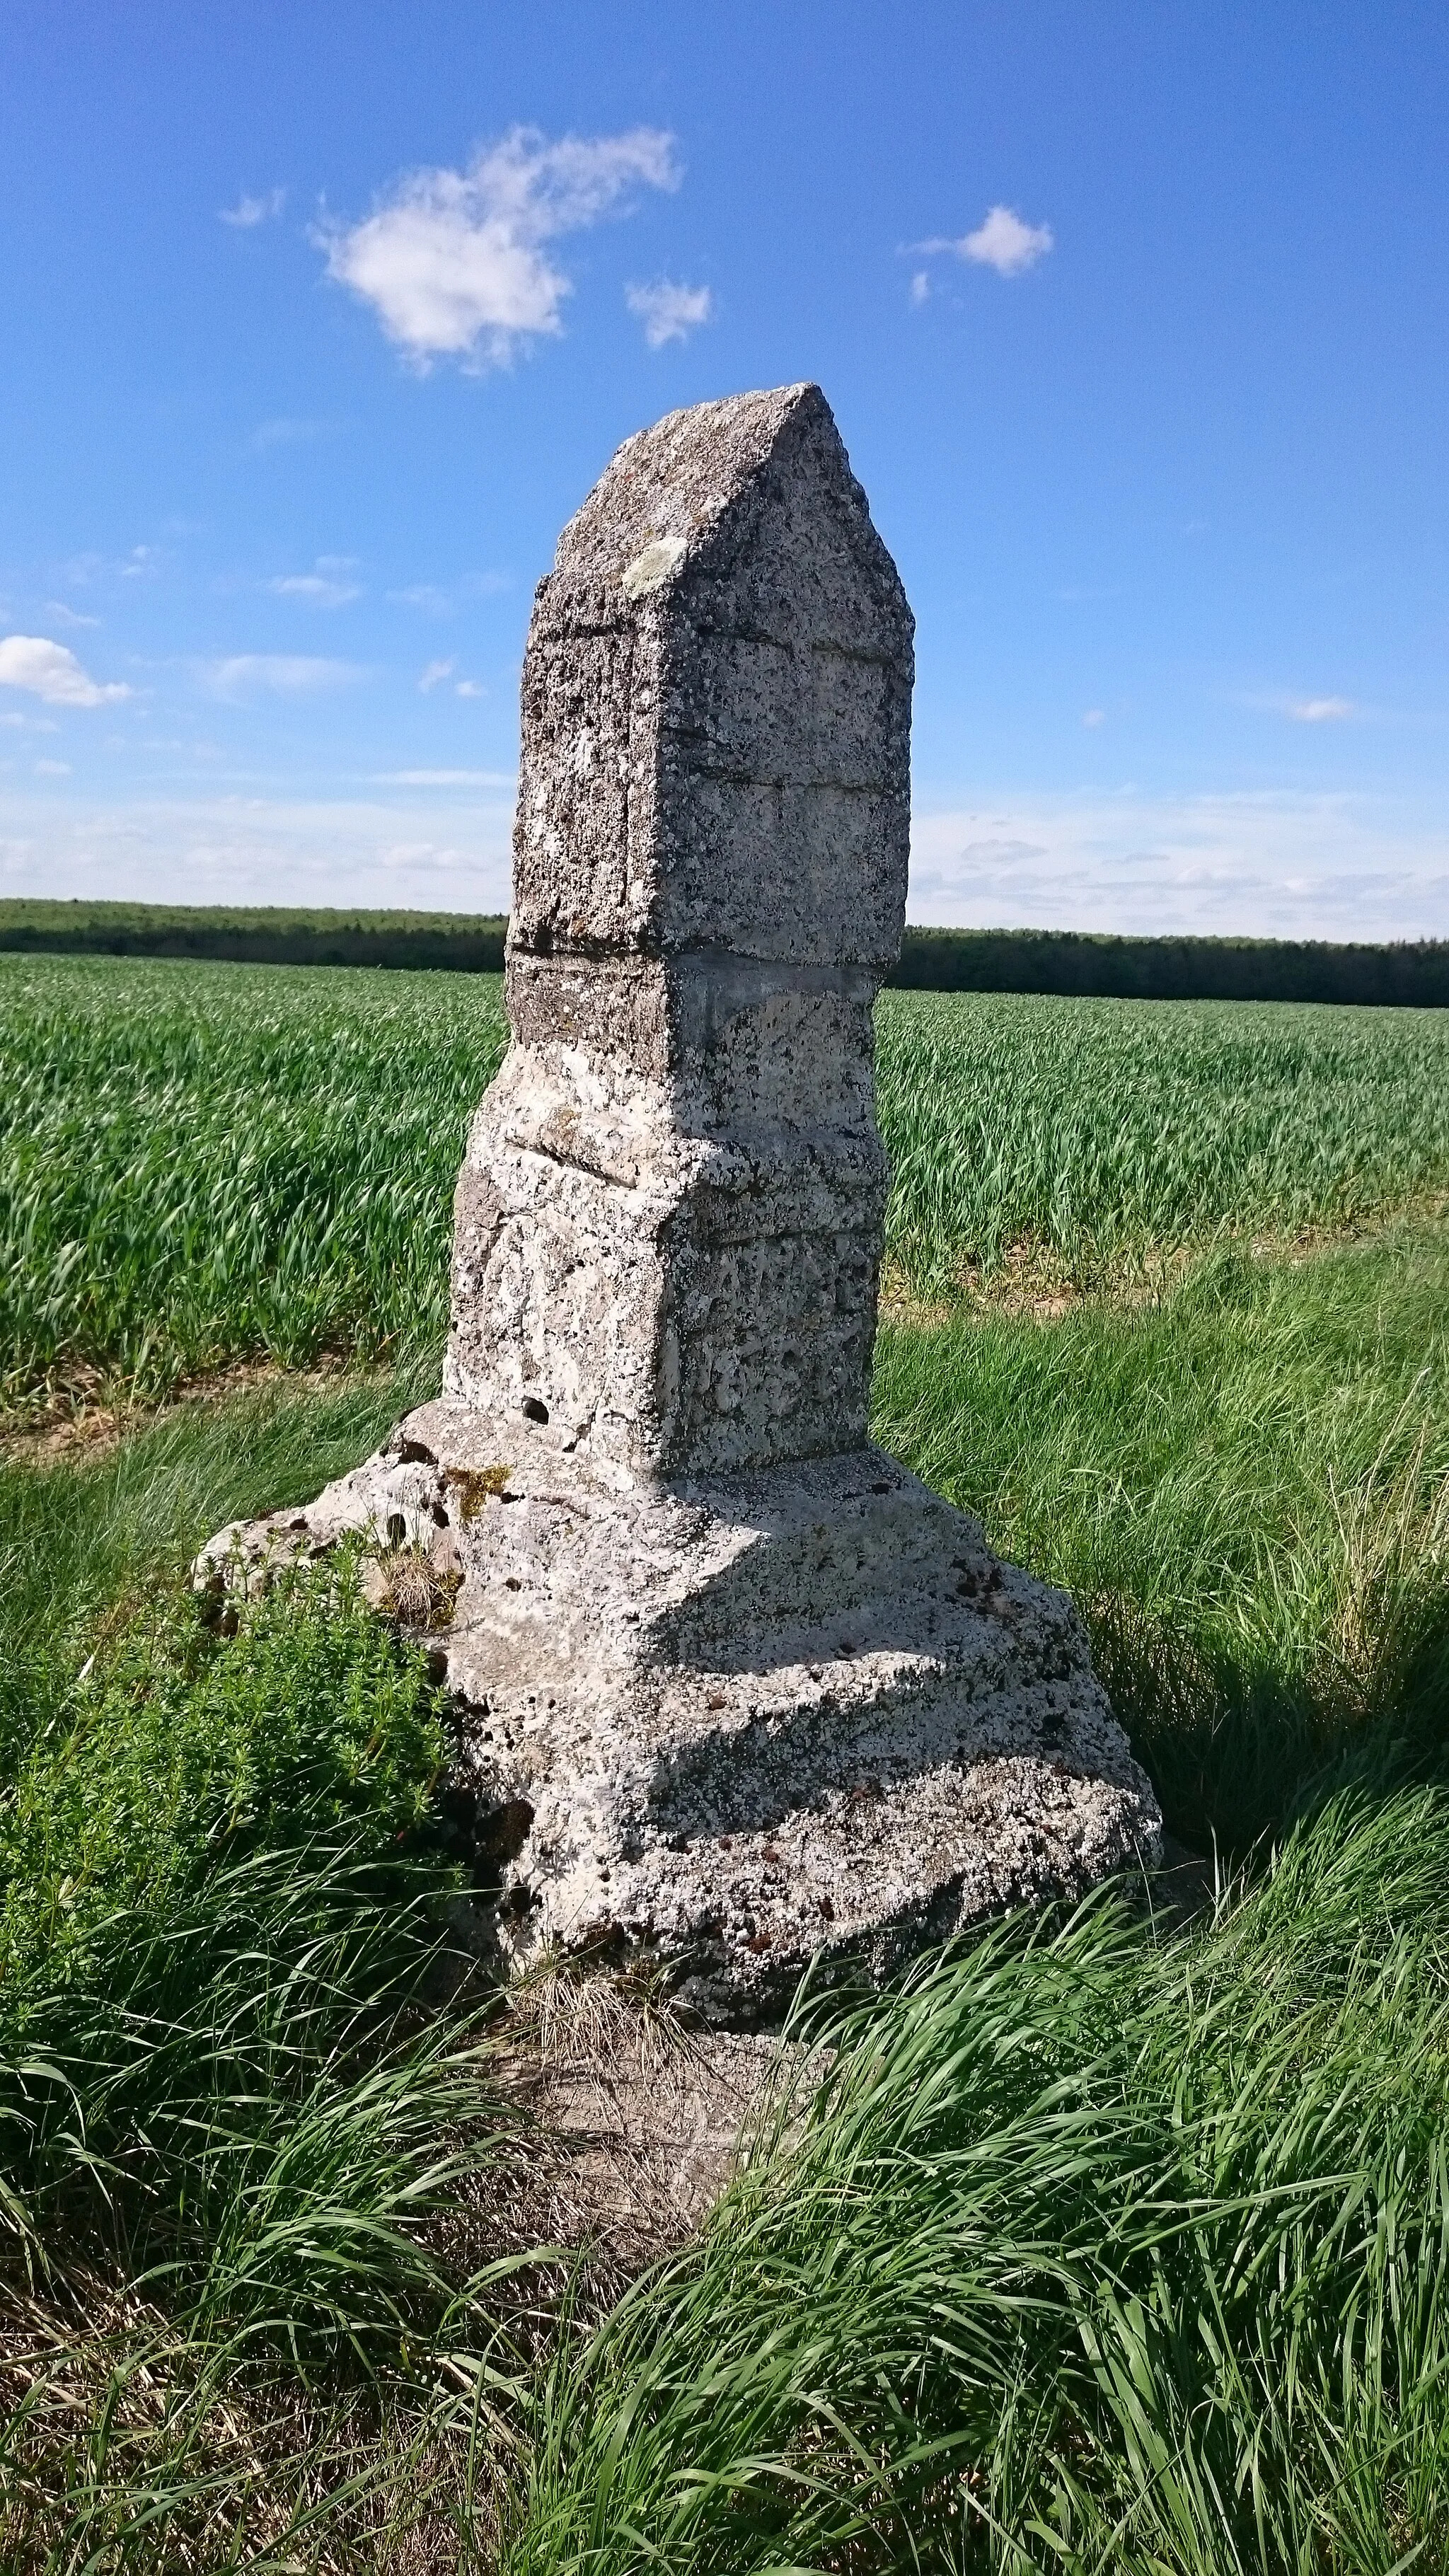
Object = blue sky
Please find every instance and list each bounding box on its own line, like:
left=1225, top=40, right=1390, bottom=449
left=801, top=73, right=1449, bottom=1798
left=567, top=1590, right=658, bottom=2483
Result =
left=2, top=1, right=1446, bottom=935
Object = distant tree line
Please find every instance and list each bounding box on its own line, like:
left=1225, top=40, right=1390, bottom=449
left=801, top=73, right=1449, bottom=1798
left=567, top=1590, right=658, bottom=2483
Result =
left=889, top=926, right=1449, bottom=1006
left=0, top=901, right=511, bottom=973
left=4, top=901, right=1448, bottom=1005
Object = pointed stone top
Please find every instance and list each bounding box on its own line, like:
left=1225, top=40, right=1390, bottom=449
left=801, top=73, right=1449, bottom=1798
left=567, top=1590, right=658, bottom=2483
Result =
left=511, top=383, right=915, bottom=973
left=548, top=382, right=909, bottom=639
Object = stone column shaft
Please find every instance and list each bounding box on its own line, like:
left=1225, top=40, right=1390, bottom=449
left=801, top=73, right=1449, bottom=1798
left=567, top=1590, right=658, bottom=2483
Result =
left=441, top=382, right=914, bottom=1480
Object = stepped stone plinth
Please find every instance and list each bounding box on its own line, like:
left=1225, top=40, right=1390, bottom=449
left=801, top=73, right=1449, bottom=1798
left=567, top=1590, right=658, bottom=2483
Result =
left=200, top=384, right=1160, bottom=2018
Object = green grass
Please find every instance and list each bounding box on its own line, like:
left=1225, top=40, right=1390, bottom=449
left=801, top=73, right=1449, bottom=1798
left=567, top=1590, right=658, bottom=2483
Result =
left=8, top=1365, right=1449, bottom=2569
left=0, top=954, right=507, bottom=1404
left=7, top=956, right=1449, bottom=2564
left=512, top=1785, right=1449, bottom=2573
left=876, top=986, right=1449, bottom=1291
left=875, top=1223, right=1449, bottom=1852
left=8, top=956, right=1449, bottom=1404
left=2, top=1247, right=1445, bottom=2564
left=0, top=1371, right=530, bottom=2569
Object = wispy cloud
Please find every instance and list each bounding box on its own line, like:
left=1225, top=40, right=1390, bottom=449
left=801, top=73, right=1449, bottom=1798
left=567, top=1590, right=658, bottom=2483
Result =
left=0, top=635, right=130, bottom=707
left=8, top=787, right=1441, bottom=940
left=908, top=790, right=1449, bottom=941
left=269, top=557, right=363, bottom=608
left=1241, top=689, right=1361, bottom=724
left=59, top=545, right=158, bottom=590
left=1289, top=695, right=1355, bottom=724
left=250, top=416, right=335, bottom=452
left=0, top=792, right=514, bottom=912
left=375, top=768, right=514, bottom=787
left=416, top=656, right=485, bottom=699
left=625, top=277, right=712, bottom=347
left=317, top=125, right=680, bottom=369
left=909, top=270, right=930, bottom=307
left=44, top=601, right=100, bottom=630
left=221, top=187, right=287, bottom=229
left=1081, top=708, right=1106, bottom=729
left=916, top=204, right=1054, bottom=278
left=202, top=654, right=364, bottom=703
left=388, top=572, right=511, bottom=614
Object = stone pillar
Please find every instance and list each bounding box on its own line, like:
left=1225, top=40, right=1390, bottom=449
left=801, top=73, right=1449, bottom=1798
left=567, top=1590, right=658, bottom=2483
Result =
left=201, top=386, right=1161, bottom=2021
left=444, top=383, right=913, bottom=1480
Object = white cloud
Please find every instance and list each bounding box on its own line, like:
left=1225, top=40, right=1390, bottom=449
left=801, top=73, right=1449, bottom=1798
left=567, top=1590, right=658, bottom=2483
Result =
left=55, top=545, right=157, bottom=593
left=0, top=635, right=130, bottom=707
left=221, top=187, right=287, bottom=229
left=1289, top=695, right=1355, bottom=724
left=376, top=768, right=514, bottom=787
left=625, top=277, right=712, bottom=348
left=908, top=790, right=1449, bottom=940
left=318, top=125, right=680, bottom=369
left=909, top=270, right=930, bottom=307
left=5, top=782, right=1445, bottom=939
left=389, top=572, right=512, bottom=613
left=45, top=601, right=100, bottom=629
left=1081, top=708, right=1107, bottom=729
left=919, top=205, right=1054, bottom=278
left=202, top=654, right=364, bottom=703
left=413, top=654, right=487, bottom=699
left=270, top=560, right=363, bottom=608
left=0, top=790, right=514, bottom=911
left=393, top=572, right=511, bottom=613
left=33, top=758, right=71, bottom=777
left=251, top=416, right=333, bottom=451
left=1240, top=688, right=1361, bottom=724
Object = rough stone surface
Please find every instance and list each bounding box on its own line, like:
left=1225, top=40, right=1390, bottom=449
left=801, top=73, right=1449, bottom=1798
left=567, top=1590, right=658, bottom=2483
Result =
left=449, top=381, right=913, bottom=1484
left=198, top=383, right=1161, bottom=2019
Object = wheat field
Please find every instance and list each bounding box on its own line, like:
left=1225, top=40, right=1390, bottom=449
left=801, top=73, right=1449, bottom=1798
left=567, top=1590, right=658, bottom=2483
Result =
left=6, top=952, right=1449, bottom=1401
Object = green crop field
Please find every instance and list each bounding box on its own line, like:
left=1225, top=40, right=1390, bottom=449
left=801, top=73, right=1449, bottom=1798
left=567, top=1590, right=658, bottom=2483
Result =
left=4, top=950, right=1449, bottom=2570
left=877, top=984, right=1449, bottom=1288
left=6, top=952, right=1449, bottom=1404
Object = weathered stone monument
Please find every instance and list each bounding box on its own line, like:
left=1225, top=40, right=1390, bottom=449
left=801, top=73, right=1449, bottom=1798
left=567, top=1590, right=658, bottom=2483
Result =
left=202, top=384, right=1160, bottom=2016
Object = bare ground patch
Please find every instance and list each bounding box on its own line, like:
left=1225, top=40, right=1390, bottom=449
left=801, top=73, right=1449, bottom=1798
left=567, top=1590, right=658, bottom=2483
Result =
left=0, top=1347, right=385, bottom=1471
left=879, top=1189, right=1449, bottom=1331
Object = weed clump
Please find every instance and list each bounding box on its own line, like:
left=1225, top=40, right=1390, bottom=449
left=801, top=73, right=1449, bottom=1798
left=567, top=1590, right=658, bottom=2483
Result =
left=1, top=1550, right=445, bottom=2014
left=0, top=1544, right=524, bottom=2565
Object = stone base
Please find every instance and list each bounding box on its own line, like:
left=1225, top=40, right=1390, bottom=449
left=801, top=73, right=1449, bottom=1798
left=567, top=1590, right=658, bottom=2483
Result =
left=197, top=1399, right=1162, bottom=2022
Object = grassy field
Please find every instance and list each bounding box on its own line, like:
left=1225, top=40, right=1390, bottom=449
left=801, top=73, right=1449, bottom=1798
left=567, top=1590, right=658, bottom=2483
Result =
left=6, top=954, right=1449, bottom=1403
left=3, top=953, right=1449, bottom=2568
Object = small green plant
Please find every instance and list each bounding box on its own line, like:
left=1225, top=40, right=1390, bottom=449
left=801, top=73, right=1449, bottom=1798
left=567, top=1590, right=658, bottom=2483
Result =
left=1, top=1547, right=446, bottom=2024
left=0, top=1522, right=522, bottom=2566
left=0, top=1550, right=487, bottom=2299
